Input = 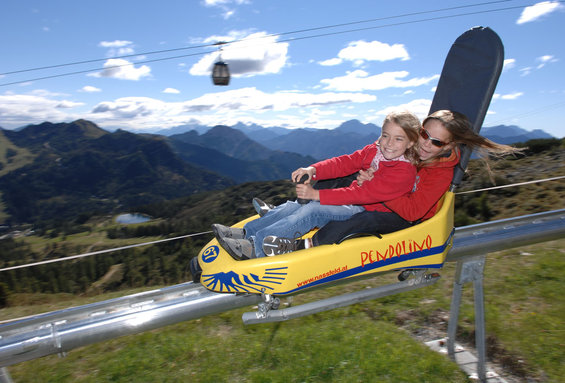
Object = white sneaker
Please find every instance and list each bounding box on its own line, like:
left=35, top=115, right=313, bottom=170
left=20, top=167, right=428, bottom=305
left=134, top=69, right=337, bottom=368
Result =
left=262, top=235, right=300, bottom=256
left=211, top=223, right=245, bottom=239
left=252, top=197, right=274, bottom=217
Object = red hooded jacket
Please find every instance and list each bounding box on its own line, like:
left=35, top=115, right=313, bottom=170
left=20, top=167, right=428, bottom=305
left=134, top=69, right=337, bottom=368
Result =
left=312, top=143, right=417, bottom=211
left=383, top=148, right=460, bottom=222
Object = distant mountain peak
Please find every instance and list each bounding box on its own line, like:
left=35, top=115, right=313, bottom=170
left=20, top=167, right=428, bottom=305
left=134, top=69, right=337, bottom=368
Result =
left=335, top=119, right=381, bottom=134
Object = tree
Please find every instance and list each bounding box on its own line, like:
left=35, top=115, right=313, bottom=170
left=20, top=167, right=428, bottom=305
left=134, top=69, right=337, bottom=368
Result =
left=0, top=282, right=10, bottom=308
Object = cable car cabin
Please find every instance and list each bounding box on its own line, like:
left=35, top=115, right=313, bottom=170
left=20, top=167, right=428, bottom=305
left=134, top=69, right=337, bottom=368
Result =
left=212, top=61, right=230, bottom=85
left=193, top=191, right=455, bottom=296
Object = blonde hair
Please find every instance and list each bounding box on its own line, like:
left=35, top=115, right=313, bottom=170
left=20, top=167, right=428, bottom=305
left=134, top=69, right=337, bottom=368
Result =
left=383, top=110, right=421, bottom=164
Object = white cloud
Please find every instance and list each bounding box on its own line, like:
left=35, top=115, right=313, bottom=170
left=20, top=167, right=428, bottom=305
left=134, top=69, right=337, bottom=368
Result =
left=204, top=0, right=250, bottom=6
left=517, top=1, right=563, bottom=24
left=518, top=55, right=556, bottom=75
left=99, top=40, right=132, bottom=48
left=1, top=87, right=376, bottom=131
left=99, top=40, right=135, bottom=57
left=56, top=100, right=83, bottom=108
left=89, top=59, right=151, bottom=81
left=321, top=70, right=439, bottom=92
left=163, top=88, right=180, bottom=94
left=501, top=92, right=524, bottom=100
left=536, top=54, right=557, bottom=69
left=519, top=66, right=532, bottom=76
left=84, top=87, right=375, bottom=130
left=204, top=0, right=230, bottom=6
left=190, top=32, right=289, bottom=77
left=503, top=59, right=516, bottom=71
left=203, top=0, right=250, bottom=19
left=336, top=40, right=410, bottom=64
left=493, top=92, right=524, bottom=100
left=80, top=86, right=102, bottom=93
left=375, top=99, right=432, bottom=122
left=182, top=87, right=375, bottom=113
left=538, top=55, right=554, bottom=62
left=0, top=92, right=83, bottom=128
left=319, top=58, right=343, bottom=66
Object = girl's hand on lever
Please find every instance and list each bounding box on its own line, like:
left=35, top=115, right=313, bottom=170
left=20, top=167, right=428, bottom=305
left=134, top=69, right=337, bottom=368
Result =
left=296, top=183, right=320, bottom=201
left=291, top=167, right=315, bottom=184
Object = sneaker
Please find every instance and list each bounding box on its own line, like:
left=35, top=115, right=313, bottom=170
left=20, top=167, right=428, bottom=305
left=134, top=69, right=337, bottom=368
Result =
left=252, top=197, right=274, bottom=217
left=262, top=235, right=300, bottom=256
left=211, top=223, right=245, bottom=240
left=221, top=238, right=256, bottom=260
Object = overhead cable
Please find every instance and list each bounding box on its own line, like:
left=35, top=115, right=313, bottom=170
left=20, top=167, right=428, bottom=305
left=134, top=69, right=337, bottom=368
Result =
left=1, top=175, right=563, bottom=272
left=0, top=0, right=514, bottom=77
left=0, top=1, right=539, bottom=87
left=0, top=231, right=212, bottom=272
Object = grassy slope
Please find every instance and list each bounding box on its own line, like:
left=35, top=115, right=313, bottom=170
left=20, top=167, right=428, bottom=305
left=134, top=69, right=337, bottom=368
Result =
left=1, top=146, right=564, bottom=381
left=3, top=239, right=564, bottom=382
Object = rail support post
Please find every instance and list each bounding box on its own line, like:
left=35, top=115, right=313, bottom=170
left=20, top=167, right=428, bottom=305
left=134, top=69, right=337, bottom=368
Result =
left=0, top=367, right=13, bottom=383
left=447, top=254, right=487, bottom=382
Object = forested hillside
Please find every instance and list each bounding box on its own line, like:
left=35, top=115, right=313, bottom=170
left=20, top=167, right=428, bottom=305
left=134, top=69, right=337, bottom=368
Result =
left=0, top=139, right=562, bottom=304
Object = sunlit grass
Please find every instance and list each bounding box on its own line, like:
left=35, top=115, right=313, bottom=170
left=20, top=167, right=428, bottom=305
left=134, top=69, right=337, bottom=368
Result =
left=2, top=240, right=563, bottom=382
left=6, top=308, right=468, bottom=383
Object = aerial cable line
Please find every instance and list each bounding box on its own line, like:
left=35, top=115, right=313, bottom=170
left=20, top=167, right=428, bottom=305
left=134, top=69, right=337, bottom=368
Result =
left=0, top=231, right=212, bottom=272
left=1, top=175, right=563, bottom=273
left=0, top=3, right=535, bottom=87
left=455, top=175, right=565, bottom=194
left=0, top=0, right=514, bottom=77
left=0, top=1, right=536, bottom=86
left=274, top=4, right=532, bottom=45
left=0, top=50, right=215, bottom=87
left=269, top=0, right=516, bottom=38
left=486, top=100, right=565, bottom=126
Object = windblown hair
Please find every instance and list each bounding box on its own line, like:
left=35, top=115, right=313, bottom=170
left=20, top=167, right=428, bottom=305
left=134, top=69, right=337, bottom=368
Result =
left=383, top=110, right=421, bottom=164
left=422, top=109, right=524, bottom=178
left=423, top=110, right=519, bottom=157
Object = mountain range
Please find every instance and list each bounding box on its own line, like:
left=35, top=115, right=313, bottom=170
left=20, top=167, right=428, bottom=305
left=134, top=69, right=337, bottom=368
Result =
left=0, top=118, right=555, bottom=226
left=155, top=119, right=554, bottom=160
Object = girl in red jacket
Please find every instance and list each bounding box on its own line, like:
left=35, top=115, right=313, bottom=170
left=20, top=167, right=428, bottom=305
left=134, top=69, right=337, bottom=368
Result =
left=264, top=110, right=520, bottom=253
left=212, top=111, right=421, bottom=259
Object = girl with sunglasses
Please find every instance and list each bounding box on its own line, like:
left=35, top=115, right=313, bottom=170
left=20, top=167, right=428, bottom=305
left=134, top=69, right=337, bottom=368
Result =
left=263, top=109, right=521, bottom=254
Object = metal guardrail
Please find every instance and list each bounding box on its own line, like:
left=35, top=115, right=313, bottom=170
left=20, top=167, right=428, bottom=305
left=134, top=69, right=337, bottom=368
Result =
left=0, top=209, right=563, bottom=370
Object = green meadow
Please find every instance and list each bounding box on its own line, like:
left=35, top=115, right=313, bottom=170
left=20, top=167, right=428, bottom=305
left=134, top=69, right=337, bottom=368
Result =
left=2, top=239, right=563, bottom=382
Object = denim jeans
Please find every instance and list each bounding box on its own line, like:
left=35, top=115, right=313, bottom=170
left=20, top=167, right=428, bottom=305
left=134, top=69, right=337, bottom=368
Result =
left=244, top=200, right=365, bottom=257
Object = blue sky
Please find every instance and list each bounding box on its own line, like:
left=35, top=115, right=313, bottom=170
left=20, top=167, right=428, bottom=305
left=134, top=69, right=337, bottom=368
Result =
left=1, top=0, right=564, bottom=137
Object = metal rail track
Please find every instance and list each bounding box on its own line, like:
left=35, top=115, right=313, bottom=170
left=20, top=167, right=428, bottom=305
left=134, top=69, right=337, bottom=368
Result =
left=0, top=209, right=563, bottom=369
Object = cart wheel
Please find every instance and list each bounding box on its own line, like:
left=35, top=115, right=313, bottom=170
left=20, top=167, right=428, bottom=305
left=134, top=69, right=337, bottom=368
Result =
left=398, top=269, right=414, bottom=281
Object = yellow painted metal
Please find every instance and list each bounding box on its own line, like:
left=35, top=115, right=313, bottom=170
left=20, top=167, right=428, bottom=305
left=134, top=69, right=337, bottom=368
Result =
left=198, top=192, right=455, bottom=295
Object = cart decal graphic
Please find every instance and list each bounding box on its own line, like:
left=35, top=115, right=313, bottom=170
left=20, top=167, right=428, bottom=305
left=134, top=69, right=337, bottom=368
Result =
left=202, top=267, right=289, bottom=293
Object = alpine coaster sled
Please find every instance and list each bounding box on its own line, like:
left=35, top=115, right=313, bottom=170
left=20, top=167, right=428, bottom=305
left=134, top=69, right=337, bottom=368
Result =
left=192, top=26, right=504, bottom=296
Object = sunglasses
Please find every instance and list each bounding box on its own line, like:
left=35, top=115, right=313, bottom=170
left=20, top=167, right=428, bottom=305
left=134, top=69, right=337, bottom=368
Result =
left=419, top=128, right=449, bottom=147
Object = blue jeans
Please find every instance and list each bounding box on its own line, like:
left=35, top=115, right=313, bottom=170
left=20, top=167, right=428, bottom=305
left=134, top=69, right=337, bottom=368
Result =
left=244, top=200, right=365, bottom=257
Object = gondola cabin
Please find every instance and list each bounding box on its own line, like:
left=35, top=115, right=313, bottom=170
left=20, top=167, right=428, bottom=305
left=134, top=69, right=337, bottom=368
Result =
left=212, top=61, right=230, bottom=86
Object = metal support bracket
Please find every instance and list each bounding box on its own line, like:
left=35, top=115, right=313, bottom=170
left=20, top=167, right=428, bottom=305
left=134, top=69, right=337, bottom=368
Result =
left=447, top=254, right=487, bottom=382
left=257, top=290, right=281, bottom=319
left=0, top=367, right=13, bottom=383
left=243, top=271, right=441, bottom=324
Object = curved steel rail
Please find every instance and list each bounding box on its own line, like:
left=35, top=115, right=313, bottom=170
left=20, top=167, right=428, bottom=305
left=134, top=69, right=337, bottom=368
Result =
left=0, top=209, right=564, bottom=368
